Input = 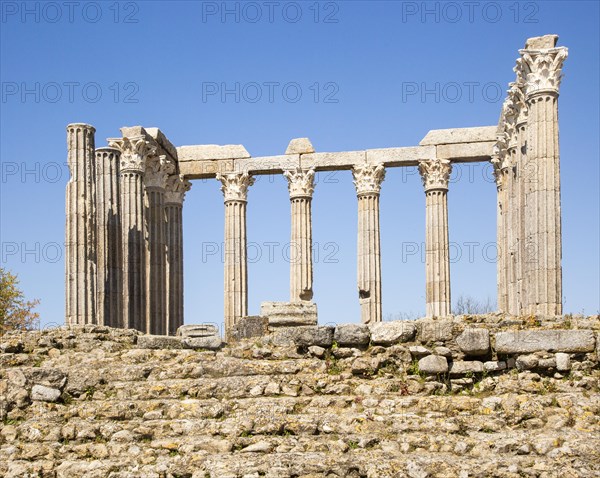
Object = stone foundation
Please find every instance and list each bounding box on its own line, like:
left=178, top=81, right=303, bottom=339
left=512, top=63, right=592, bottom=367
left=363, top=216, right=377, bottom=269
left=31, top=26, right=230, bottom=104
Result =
left=1, top=315, right=598, bottom=477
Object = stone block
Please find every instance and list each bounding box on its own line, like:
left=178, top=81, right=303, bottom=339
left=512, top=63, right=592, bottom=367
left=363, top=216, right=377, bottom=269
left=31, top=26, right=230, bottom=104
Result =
left=409, top=346, right=431, bottom=357
left=484, top=361, right=507, bottom=372
left=369, top=321, right=416, bottom=345
left=456, top=328, right=490, bottom=356
left=177, top=324, right=220, bottom=338
left=182, top=336, right=222, bottom=350
left=449, top=361, right=484, bottom=376
left=286, top=138, right=315, bottom=155
left=417, top=320, right=454, bottom=342
left=137, top=335, right=184, bottom=349
left=261, top=301, right=318, bottom=327
left=294, top=326, right=334, bottom=348
left=516, top=354, right=539, bottom=370
left=418, top=355, right=448, bottom=375
left=334, top=324, right=370, bottom=347
left=555, top=353, right=571, bottom=371
left=31, top=384, right=61, bottom=402
left=27, top=368, right=67, bottom=389
left=230, top=316, right=269, bottom=341
left=494, top=330, right=596, bottom=354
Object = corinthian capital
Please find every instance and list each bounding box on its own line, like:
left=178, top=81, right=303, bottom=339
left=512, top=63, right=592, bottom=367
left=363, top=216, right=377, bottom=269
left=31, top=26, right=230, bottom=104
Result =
left=216, top=172, right=255, bottom=202
left=418, top=158, right=452, bottom=192
left=514, top=47, right=568, bottom=98
left=144, top=155, right=175, bottom=190
left=165, top=174, right=192, bottom=204
left=108, top=136, right=157, bottom=174
left=352, top=164, right=386, bottom=196
left=283, top=168, right=316, bottom=199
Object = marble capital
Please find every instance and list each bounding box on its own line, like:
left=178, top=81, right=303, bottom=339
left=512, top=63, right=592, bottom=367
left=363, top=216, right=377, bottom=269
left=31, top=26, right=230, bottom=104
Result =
left=352, top=164, right=386, bottom=196
left=418, top=158, right=452, bottom=192
left=216, top=172, right=255, bottom=202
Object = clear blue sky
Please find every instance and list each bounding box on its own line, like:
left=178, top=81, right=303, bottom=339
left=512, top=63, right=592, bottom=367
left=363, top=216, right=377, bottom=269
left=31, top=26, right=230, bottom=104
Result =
left=1, top=1, right=598, bottom=330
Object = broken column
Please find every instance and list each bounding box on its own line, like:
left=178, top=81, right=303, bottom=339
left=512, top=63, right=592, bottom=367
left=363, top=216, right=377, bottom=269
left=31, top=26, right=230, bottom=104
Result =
left=65, top=123, right=97, bottom=325
left=283, top=167, right=316, bottom=302
left=418, top=158, right=452, bottom=318
left=515, top=34, right=568, bottom=316
left=95, top=146, right=122, bottom=328
left=352, top=163, right=385, bottom=324
left=217, top=172, right=254, bottom=339
left=165, top=174, right=191, bottom=336
left=109, top=135, right=157, bottom=331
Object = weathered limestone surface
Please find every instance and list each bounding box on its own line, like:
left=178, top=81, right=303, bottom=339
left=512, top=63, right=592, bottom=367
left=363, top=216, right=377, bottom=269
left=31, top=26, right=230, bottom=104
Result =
left=495, top=329, right=595, bottom=354
left=261, top=302, right=318, bottom=327
left=1, top=316, right=599, bottom=477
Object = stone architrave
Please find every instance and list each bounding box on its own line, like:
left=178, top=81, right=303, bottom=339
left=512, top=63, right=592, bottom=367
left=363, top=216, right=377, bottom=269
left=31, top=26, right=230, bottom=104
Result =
left=164, top=174, right=191, bottom=336
left=66, top=124, right=97, bottom=325
left=418, top=158, right=452, bottom=318
left=515, top=35, right=568, bottom=316
left=352, top=164, right=385, bottom=324
left=108, top=135, right=157, bottom=331
left=95, top=146, right=122, bottom=328
left=283, top=168, right=316, bottom=302
left=217, top=172, right=255, bottom=339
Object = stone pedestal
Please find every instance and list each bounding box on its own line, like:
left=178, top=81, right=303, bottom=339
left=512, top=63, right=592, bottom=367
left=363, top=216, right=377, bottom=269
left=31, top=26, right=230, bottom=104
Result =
left=109, top=136, right=157, bottom=331
left=283, top=168, right=315, bottom=302
left=217, top=172, right=254, bottom=340
left=260, top=301, right=318, bottom=327
left=165, top=174, right=190, bottom=336
left=352, top=164, right=385, bottom=324
left=66, top=123, right=97, bottom=325
left=516, top=35, right=567, bottom=316
left=419, top=158, right=452, bottom=318
left=95, top=147, right=122, bottom=328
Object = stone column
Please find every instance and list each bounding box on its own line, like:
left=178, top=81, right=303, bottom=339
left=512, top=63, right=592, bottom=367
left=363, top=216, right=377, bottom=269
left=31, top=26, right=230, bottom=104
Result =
left=515, top=94, right=528, bottom=315
left=491, top=141, right=509, bottom=314
left=283, top=168, right=316, bottom=302
left=66, top=123, right=97, bottom=325
left=515, top=35, right=568, bottom=316
left=352, top=164, right=385, bottom=324
left=144, top=155, right=173, bottom=335
left=109, top=136, right=156, bottom=331
left=217, top=172, right=255, bottom=339
left=165, top=174, right=191, bottom=336
left=418, top=158, right=452, bottom=318
left=95, top=147, right=122, bottom=328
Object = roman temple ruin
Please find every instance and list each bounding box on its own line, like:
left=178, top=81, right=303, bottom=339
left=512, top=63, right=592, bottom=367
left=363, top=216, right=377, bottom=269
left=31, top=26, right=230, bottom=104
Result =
left=65, top=35, right=568, bottom=339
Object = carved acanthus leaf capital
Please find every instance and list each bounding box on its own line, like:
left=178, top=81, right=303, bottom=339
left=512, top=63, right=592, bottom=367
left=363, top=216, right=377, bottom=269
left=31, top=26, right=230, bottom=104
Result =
left=514, top=47, right=568, bottom=98
left=283, top=168, right=316, bottom=198
left=108, top=136, right=157, bottom=174
left=352, top=164, right=386, bottom=196
left=165, top=174, right=192, bottom=204
left=418, top=158, right=452, bottom=192
left=216, top=172, right=255, bottom=202
left=144, top=155, right=175, bottom=190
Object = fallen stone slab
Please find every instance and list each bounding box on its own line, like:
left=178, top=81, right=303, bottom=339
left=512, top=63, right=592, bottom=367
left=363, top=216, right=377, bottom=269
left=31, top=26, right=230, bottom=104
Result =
left=182, top=336, right=222, bottom=350
left=334, top=324, right=370, bottom=347
left=231, top=316, right=269, bottom=341
left=494, top=329, right=596, bottom=354
left=369, top=321, right=416, bottom=345
left=137, top=335, right=184, bottom=349
left=262, top=301, right=318, bottom=327
left=417, top=320, right=454, bottom=342
left=177, top=324, right=220, bottom=338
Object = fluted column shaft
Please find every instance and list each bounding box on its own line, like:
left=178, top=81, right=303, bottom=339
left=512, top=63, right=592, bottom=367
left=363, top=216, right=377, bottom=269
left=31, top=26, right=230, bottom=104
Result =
left=283, top=168, right=315, bottom=302
left=352, top=164, right=385, bottom=324
left=144, top=156, right=173, bottom=335
left=494, top=162, right=509, bottom=313
left=419, top=158, right=452, bottom=318
left=95, top=147, right=122, bottom=327
left=217, top=173, right=254, bottom=339
left=109, top=136, right=157, bottom=331
left=66, top=123, right=97, bottom=325
left=516, top=42, right=567, bottom=316
left=165, top=175, right=190, bottom=336
left=515, top=119, right=527, bottom=314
